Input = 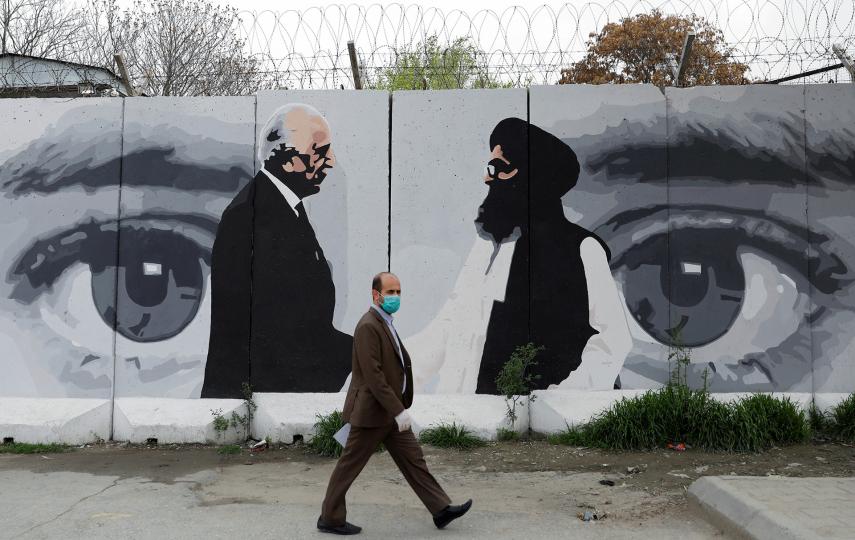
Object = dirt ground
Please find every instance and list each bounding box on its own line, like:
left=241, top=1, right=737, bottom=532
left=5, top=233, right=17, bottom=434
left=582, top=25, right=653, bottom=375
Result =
left=3, top=438, right=853, bottom=528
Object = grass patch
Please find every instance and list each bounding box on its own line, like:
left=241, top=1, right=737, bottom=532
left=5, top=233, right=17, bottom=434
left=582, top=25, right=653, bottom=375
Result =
left=0, top=442, right=70, bottom=454
left=548, top=386, right=810, bottom=452
left=419, top=422, right=487, bottom=450
left=825, top=394, right=855, bottom=441
left=496, top=427, right=520, bottom=442
left=307, top=410, right=386, bottom=458
left=308, top=410, right=346, bottom=458
left=216, top=444, right=241, bottom=455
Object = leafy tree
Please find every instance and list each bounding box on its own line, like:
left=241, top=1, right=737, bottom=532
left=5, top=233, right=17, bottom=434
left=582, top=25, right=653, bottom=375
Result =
left=367, top=34, right=512, bottom=90
left=81, top=0, right=260, bottom=96
left=559, top=10, right=748, bottom=86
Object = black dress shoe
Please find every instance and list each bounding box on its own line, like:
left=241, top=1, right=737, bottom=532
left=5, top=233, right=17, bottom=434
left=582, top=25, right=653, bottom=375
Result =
left=317, top=517, right=362, bottom=535
left=433, top=499, right=473, bottom=529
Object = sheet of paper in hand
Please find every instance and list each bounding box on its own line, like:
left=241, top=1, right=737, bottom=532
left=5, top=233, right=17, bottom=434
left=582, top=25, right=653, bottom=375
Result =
left=333, top=422, right=351, bottom=447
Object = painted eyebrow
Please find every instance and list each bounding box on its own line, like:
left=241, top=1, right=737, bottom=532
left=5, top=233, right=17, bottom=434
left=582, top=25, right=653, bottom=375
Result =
left=2, top=147, right=253, bottom=197
left=572, top=113, right=844, bottom=187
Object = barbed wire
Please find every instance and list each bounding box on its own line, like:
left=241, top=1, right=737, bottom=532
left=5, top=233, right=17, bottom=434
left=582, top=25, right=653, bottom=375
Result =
left=235, top=1, right=855, bottom=88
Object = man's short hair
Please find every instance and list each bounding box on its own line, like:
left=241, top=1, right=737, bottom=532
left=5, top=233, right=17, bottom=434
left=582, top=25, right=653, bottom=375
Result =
left=372, top=272, right=394, bottom=292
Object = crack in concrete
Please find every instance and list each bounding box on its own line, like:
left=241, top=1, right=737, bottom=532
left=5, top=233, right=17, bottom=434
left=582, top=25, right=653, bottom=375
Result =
left=11, top=479, right=121, bottom=539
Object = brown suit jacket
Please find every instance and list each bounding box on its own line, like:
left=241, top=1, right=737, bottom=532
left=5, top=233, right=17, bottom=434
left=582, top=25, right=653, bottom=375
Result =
left=342, top=308, right=414, bottom=427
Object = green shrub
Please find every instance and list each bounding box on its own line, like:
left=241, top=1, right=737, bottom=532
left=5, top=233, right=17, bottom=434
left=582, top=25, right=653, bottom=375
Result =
left=0, top=442, right=69, bottom=454
left=307, top=410, right=386, bottom=458
left=496, top=343, right=543, bottom=431
left=829, top=394, right=855, bottom=441
left=419, top=422, right=487, bottom=450
left=496, top=427, right=519, bottom=442
left=548, top=388, right=810, bottom=452
left=308, top=410, right=346, bottom=458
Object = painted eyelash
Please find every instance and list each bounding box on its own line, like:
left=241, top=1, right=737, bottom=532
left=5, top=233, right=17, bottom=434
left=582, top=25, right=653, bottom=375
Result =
left=604, top=207, right=846, bottom=293
left=9, top=219, right=213, bottom=304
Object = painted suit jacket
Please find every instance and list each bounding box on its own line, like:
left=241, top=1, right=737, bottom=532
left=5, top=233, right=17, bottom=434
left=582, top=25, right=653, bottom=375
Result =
left=201, top=171, right=352, bottom=397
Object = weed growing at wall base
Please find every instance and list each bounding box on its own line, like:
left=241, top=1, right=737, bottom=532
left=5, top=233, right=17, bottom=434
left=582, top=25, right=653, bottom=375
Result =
left=419, top=422, right=487, bottom=450
left=548, top=387, right=810, bottom=452
left=813, top=394, right=855, bottom=442
left=549, top=336, right=810, bottom=452
left=829, top=394, right=855, bottom=441
left=308, top=410, right=386, bottom=457
left=0, top=442, right=69, bottom=454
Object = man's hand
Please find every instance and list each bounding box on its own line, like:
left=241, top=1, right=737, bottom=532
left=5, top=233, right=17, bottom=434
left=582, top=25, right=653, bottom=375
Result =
left=394, top=409, right=413, bottom=432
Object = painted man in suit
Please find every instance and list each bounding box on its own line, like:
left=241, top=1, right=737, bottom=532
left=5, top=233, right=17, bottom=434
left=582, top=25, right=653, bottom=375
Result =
left=317, top=272, right=472, bottom=535
left=475, top=117, right=632, bottom=393
left=201, top=103, right=352, bottom=398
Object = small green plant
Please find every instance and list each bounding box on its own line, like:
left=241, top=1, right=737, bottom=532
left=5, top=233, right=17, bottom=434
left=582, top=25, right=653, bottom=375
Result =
left=0, top=442, right=69, bottom=454
left=496, top=427, right=519, bottom=442
left=808, top=401, right=831, bottom=434
left=828, top=394, right=855, bottom=441
left=217, top=444, right=241, bottom=455
left=419, top=422, right=486, bottom=450
left=307, top=410, right=386, bottom=457
left=226, top=382, right=258, bottom=440
left=210, top=407, right=230, bottom=439
left=308, top=410, right=346, bottom=458
left=667, top=329, right=693, bottom=388
left=496, top=343, right=543, bottom=433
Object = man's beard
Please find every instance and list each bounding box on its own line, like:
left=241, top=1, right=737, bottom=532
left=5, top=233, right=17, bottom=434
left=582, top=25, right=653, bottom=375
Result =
left=474, top=182, right=527, bottom=244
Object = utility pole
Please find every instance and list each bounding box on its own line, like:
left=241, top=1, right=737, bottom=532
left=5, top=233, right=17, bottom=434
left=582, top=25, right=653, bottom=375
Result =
left=667, top=31, right=696, bottom=86
left=114, top=53, right=135, bottom=96
left=832, top=44, right=855, bottom=83
left=347, top=40, right=362, bottom=90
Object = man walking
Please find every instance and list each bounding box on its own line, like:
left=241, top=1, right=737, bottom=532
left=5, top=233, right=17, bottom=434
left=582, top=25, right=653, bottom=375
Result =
left=318, top=272, right=472, bottom=535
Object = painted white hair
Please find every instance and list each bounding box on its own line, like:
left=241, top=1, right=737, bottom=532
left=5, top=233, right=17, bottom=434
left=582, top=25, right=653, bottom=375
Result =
left=256, top=103, right=327, bottom=166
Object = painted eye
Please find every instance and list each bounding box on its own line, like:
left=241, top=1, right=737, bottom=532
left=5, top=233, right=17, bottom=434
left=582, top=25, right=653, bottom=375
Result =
left=608, top=207, right=844, bottom=370
left=12, top=219, right=212, bottom=344
left=486, top=164, right=496, bottom=178
left=91, top=226, right=207, bottom=342
left=619, top=229, right=745, bottom=347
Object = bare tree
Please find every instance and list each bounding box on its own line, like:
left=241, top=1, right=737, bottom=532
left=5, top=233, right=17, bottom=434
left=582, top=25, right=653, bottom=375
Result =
left=82, top=0, right=260, bottom=96
left=0, top=0, right=86, bottom=58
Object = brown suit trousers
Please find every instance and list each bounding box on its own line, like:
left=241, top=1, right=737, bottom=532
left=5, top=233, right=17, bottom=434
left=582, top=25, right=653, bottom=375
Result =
left=321, top=309, right=451, bottom=526
left=320, top=422, right=451, bottom=525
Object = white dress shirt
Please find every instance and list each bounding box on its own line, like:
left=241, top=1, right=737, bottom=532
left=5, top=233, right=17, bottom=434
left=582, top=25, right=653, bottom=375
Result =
left=371, top=304, right=407, bottom=394
left=260, top=167, right=301, bottom=216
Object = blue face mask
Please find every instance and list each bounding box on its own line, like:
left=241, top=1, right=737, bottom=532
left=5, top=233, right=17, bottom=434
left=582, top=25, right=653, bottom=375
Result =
left=380, top=294, right=401, bottom=314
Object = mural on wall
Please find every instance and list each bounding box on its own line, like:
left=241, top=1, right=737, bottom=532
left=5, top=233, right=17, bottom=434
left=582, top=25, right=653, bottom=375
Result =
left=116, top=96, right=254, bottom=399
left=0, top=98, right=122, bottom=398
left=203, top=91, right=390, bottom=397
left=395, top=91, right=630, bottom=394
left=202, top=103, right=353, bottom=397
left=1, top=85, right=853, bottom=400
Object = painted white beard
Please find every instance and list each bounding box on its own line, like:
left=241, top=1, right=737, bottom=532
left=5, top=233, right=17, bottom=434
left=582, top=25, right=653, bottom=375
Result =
left=407, top=234, right=517, bottom=394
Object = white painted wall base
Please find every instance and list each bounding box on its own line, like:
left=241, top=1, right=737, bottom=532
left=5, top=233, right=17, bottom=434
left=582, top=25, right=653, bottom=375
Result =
left=2, top=391, right=850, bottom=444
left=410, top=394, right=524, bottom=440
left=252, top=393, right=525, bottom=443
left=530, top=390, right=647, bottom=434
left=0, top=398, right=111, bottom=445
left=252, top=392, right=344, bottom=444
left=112, top=398, right=246, bottom=444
